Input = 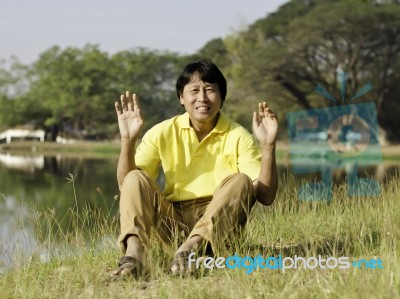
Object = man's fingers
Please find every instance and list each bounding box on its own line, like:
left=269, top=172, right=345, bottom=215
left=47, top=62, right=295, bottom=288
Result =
left=262, top=102, right=276, bottom=117
left=252, top=111, right=258, bottom=125
left=263, top=102, right=272, bottom=112
left=267, top=108, right=277, bottom=121
left=260, top=102, right=273, bottom=115
left=137, top=108, right=143, bottom=121
left=126, top=91, right=134, bottom=111
left=117, top=91, right=142, bottom=118
left=263, top=102, right=268, bottom=110
left=252, top=112, right=260, bottom=132
left=121, top=94, right=128, bottom=111
left=115, top=101, right=122, bottom=115
left=132, top=93, right=141, bottom=111
left=256, top=101, right=278, bottom=125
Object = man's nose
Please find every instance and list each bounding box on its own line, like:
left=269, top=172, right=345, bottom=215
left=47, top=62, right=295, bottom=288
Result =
left=198, top=89, right=208, bottom=102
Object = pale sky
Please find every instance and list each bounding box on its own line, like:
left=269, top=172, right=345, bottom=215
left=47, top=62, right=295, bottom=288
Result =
left=0, top=0, right=288, bottom=64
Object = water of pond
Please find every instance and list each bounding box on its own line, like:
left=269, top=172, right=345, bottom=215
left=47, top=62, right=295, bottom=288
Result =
left=0, top=153, right=121, bottom=273
left=0, top=152, right=398, bottom=273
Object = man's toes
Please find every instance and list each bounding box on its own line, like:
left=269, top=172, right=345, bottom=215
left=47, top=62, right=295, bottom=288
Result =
left=111, top=265, right=136, bottom=277
left=120, top=268, right=134, bottom=276
left=170, top=263, right=181, bottom=274
left=111, top=269, right=121, bottom=276
left=171, top=264, right=178, bottom=273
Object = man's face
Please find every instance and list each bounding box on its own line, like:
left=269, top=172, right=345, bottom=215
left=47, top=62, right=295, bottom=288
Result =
left=179, top=74, right=222, bottom=127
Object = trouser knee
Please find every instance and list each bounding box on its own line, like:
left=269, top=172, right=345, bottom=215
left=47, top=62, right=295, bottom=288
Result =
left=223, top=173, right=253, bottom=200
left=231, top=173, right=253, bottom=189
left=121, top=169, right=150, bottom=190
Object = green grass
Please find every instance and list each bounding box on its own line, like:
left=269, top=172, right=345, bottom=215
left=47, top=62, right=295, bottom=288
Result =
left=0, top=141, right=121, bottom=157
left=0, top=175, right=399, bottom=299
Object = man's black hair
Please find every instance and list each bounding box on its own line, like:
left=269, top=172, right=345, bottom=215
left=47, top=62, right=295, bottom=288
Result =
left=176, top=59, right=227, bottom=103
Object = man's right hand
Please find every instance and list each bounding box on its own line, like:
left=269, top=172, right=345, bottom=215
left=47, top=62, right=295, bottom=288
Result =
left=115, top=91, right=144, bottom=142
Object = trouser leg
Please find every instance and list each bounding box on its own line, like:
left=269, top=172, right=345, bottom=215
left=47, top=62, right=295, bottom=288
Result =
left=117, top=169, right=177, bottom=253
left=188, top=173, right=256, bottom=254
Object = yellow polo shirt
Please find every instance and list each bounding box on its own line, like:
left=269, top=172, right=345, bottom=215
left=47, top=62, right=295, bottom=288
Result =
left=135, top=112, right=261, bottom=201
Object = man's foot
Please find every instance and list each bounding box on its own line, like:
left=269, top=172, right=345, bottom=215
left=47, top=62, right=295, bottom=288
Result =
left=170, top=235, right=211, bottom=275
left=111, top=256, right=148, bottom=281
left=169, top=251, right=192, bottom=276
left=111, top=235, right=148, bottom=280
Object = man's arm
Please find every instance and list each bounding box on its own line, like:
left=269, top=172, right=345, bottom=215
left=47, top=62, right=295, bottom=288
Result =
left=116, top=138, right=137, bottom=189
left=253, top=145, right=278, bottom=205
left=115, top=91, right=144, bottom=189
left=252, top=102, right=279, bottom=206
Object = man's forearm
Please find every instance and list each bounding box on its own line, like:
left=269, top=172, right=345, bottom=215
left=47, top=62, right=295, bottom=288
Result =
left=117, top=138, right=137, bottom=189
left=254, top=145, right=278, bottom=205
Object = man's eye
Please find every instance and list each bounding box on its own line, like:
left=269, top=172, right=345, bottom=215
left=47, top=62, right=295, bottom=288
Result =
left=206, top=89, right=214, bottom=93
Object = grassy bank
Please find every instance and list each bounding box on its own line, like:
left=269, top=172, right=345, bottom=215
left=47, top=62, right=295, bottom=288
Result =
left=0, top=141, right=121, bottom=157
left=0, top=174, right=399, bottom=298
left=2, top=140, right=400, bottom=161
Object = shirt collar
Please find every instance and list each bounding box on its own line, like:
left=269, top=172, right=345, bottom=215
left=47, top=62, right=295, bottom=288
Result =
left=177, top=112, right=230, bottom=133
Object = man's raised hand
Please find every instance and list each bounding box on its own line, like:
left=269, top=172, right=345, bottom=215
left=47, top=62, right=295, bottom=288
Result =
left=115, top=91, right=144, bottom=141
left=252, top=102, right=278, bottom=149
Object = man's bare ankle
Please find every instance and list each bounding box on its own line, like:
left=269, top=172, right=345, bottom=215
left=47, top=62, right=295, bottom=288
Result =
left=189, top=235, right=204, bottom=249
left=125, top=235, right=145, bottom=260
left=176, top=235, right=204, bottom=253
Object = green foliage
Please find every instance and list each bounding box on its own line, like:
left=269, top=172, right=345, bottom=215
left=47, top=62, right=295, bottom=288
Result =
left=0, top=0, right=399, bottom=140
left=110, top=48, right=183, bottom=133
left=0, top=58, right=31, bottom=129
left=196, top=38, right=230, bottom=69
left=0, top=46, right=183, bottom=139
left=25, top=45, right=115, bottom=138
left=224, top=0, right=400, bottom=139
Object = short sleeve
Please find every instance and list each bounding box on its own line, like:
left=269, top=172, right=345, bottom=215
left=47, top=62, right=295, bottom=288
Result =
left=135, top=127, right=161, bottom=181
left=237, top=135, right=261, bottom=181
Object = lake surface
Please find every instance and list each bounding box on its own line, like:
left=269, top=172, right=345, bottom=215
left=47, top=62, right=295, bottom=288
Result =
left=0, top=153, right=121, bottom=273
left=0, top=152, right=398, bottom=273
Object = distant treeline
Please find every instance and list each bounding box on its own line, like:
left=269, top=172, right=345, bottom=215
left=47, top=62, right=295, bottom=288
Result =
left=1, top=0, right=399, bottom=141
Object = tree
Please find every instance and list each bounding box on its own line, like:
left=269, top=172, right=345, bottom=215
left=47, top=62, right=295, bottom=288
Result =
left=1, top=46, right=184, bottom=140
left=197, top=38, right=230, bottom=69
left=110, top=49, right=182, bottom=134
left=225, top=0, right=400, bottom=140
left=0, top=57, right=32, bottom=130
left=25, top=45, right=115, bottom=140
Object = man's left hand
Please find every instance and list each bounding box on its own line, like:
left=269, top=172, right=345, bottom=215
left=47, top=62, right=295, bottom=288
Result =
left=252, top=102, right=278, bottom=149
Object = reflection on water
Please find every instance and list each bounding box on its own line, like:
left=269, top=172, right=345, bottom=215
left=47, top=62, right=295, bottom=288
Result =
left=0, top=153, right=44, bottom=172
left=0, top=152, right=399, bottom=273
left=0, top=194, right=52, bottom=271
left=0, top=153, right=120, bottom=273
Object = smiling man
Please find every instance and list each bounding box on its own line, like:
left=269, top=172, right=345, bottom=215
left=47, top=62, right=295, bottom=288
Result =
left=111, top=59, right=278, bottom=279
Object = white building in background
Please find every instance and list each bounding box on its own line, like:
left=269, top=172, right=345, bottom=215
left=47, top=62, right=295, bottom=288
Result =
left=0, top=128, right=45, bottom=144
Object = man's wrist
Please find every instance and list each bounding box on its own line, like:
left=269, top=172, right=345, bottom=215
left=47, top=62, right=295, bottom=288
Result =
left=121, top=136, right=137, bottom=147
left=260, top=143, right=276, bottom=153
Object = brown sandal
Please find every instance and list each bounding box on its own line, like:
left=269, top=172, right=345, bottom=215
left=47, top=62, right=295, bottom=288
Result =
left=169, top=251, right=194, bottom=276
left=110, top=256, right=148, bottom=281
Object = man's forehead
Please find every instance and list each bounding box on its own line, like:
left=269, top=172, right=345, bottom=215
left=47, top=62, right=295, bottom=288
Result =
left=186, top=76, right=215, bottom=87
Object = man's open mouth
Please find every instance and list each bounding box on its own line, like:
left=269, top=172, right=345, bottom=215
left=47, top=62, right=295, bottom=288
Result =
left=196, top=106, right=210, bottom=111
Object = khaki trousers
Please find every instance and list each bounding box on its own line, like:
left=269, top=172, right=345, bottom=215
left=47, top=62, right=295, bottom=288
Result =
left=117, top=170, right=255, bottom=254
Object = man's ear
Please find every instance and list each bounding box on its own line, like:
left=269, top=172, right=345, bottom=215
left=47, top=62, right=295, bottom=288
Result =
left=179, top=95, right=184, bottom=105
